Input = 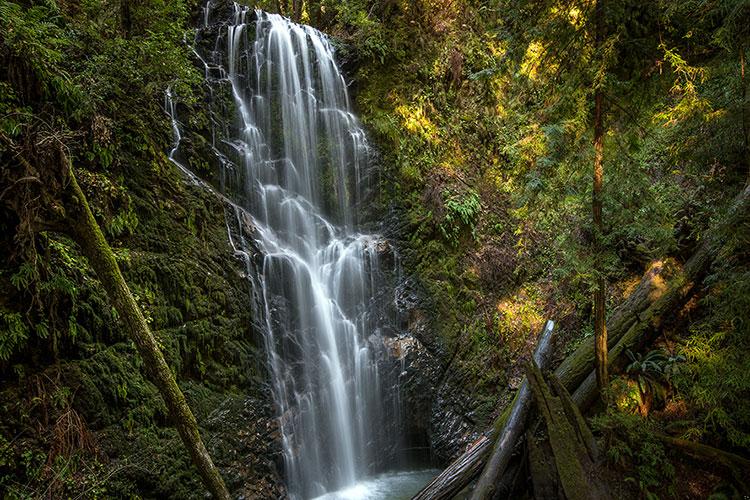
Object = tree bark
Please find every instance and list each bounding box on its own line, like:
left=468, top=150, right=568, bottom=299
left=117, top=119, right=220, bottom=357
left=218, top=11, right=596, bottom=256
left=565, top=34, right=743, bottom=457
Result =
left=593, top=0, right=608, bottom=399
left=65, top=167, right=231, bottom=500
left=550, top=374, right=598, bottom=461
left=470, top=321, right=555, bottom=500
left=527, top=432, right=559, bottom=500
left=292, top=0, right=303, bottom=21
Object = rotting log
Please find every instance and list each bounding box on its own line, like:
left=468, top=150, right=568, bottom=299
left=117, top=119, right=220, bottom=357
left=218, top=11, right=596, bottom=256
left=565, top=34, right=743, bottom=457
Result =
left=527, top=431, right=558, bottom=500
left=470, top=320, right=555, bottom=500
left=550, top=375, right=598, bottom=461
left=654, top=433, right=750, bottom=494
left=554, top=259, right=679, bottom=394
left=66, top=167, right=231, bottom=500
left=526, top=359, right=610, bottom=500
left=414, top=321, right=555, bottom=500
left=412, top=435, right=492, bottom=500
left=415, top=184, right=750, bottom=500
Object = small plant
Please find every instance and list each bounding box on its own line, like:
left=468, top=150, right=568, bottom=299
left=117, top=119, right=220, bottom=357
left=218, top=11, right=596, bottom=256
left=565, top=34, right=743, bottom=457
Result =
left=439, top=189, right=481, bottom=247
left=625, top=348, right=684, bottom=416
left=592, top=411, right=676, bottom=499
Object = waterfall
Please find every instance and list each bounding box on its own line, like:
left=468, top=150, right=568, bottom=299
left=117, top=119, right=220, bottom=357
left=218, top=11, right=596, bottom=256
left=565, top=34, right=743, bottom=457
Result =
left=170, top=2, right=405, bottom=498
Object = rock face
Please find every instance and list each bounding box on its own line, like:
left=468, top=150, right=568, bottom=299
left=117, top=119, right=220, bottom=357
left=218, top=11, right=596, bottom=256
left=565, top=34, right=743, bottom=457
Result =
left=204, top=394, right=287, bottom=499
left=391, top=278, right=483, bottom=465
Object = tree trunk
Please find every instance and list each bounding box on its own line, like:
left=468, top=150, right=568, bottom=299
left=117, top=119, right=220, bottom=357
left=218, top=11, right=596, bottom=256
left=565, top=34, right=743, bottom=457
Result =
left=549, top=375, right=598, bottom=461
left=292, top=0, right=303, bottom=21
left=593, top=0, right=608, bottom=399
left=526, top=359, right=610, bottom=500
left=654, top=433, right=750, bottom=493
left=412, top=435, right=492, bottom=500
left=470, top=321, right=555, bottom=500
left=527, top=432, right=559, bottom=500
left=416, top=184, right=750, bottom=499
left=65, top=167, right=231, bottom=500
left=415, top=321, right=555, bottom=500
left=555, top=259, right=676, bottom=393
left=120, top=0, right=132, bottom=38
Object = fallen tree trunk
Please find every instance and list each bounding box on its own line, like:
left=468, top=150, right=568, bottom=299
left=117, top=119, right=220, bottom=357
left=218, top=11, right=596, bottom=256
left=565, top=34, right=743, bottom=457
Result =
left=526, top=359, right=610, bottom=500
left=654, top=433, right=750, bottom=494
left=412, top=435, right=492, bottom=500
left=469, top=321, right=555, bottom=500
left=527, top=431, right=558, bottom=500
left=414, top=321, right=555, bottom=500
left=66, top=167, right=231, bottom=500
left=554, top=259, right=679, bottom=393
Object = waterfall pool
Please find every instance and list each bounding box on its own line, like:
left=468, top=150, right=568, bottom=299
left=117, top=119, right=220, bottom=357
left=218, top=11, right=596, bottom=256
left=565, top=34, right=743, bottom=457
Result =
left=311, top=469, right=440, bottom=500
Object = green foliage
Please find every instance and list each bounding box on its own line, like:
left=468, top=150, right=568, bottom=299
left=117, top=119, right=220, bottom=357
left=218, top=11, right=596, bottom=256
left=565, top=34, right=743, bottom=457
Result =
left=672, top=207, right=750, bottom=448
left=625, top=348, right=684, bottom=406
left=0, top=0, right=87, bottom=118
left=0, top=310, right=28, bottom=362
left=592, top=411, right=676, bottom=499
left=0, top=1, right=266, bottom=497
left=439, top=189, right=481, bottom=247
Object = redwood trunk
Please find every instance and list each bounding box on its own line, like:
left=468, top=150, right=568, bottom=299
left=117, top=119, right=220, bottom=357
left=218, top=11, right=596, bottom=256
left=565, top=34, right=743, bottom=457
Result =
left=593, top=0, right=608, bottom=397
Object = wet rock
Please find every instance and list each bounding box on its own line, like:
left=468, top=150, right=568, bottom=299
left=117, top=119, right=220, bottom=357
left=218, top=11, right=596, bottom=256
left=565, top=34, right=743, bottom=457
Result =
left=386, top=279, right=483, bottom=465
left=204, top=393, right=287, bottom=499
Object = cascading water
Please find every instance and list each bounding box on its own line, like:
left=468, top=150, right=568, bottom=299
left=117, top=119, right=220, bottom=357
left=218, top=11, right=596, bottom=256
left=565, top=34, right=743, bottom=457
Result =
left=165, top=2, right=439, bottom=498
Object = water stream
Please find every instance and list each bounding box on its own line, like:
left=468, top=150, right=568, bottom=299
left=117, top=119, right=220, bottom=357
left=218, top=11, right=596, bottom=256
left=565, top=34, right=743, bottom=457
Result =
left=168, top=2, right=436, bottom=498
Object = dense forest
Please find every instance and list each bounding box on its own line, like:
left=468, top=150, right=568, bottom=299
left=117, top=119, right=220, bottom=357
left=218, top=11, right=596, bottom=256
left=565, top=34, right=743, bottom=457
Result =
left=1, top=0, right=748, bottom=498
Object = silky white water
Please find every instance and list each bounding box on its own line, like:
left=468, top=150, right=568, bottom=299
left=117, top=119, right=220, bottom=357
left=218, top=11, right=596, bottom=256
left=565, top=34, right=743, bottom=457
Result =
left=167, top=3, right=420, bottom=498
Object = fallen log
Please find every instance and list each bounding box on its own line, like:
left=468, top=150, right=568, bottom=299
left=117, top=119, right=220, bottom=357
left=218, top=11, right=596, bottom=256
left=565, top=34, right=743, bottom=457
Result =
left=469, top=320, right=555, bottom=500
left=550, top=374, right=598, bottom=461
left=567, top=183, right=750, bottom=408
left=554, top=259, right=680, bottom=393
left=413, top=321, right=555, bottom=500
left=415, top=184, right=750, bottom=499
left=527, top=431, right=558, bottom=500
left=412, top=435, right=492, bottom=500
left=526, top=359, right=610, bottom=500
left=653, top=433, right=750, bottom=494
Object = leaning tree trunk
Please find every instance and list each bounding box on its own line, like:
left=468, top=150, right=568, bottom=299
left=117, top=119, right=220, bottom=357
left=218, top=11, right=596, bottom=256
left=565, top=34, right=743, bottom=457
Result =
left=65, top=167, right=231, bottom=500
left=414, top=321, right=555, bottom=500
left=469, top=321, right=555, bottom=500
